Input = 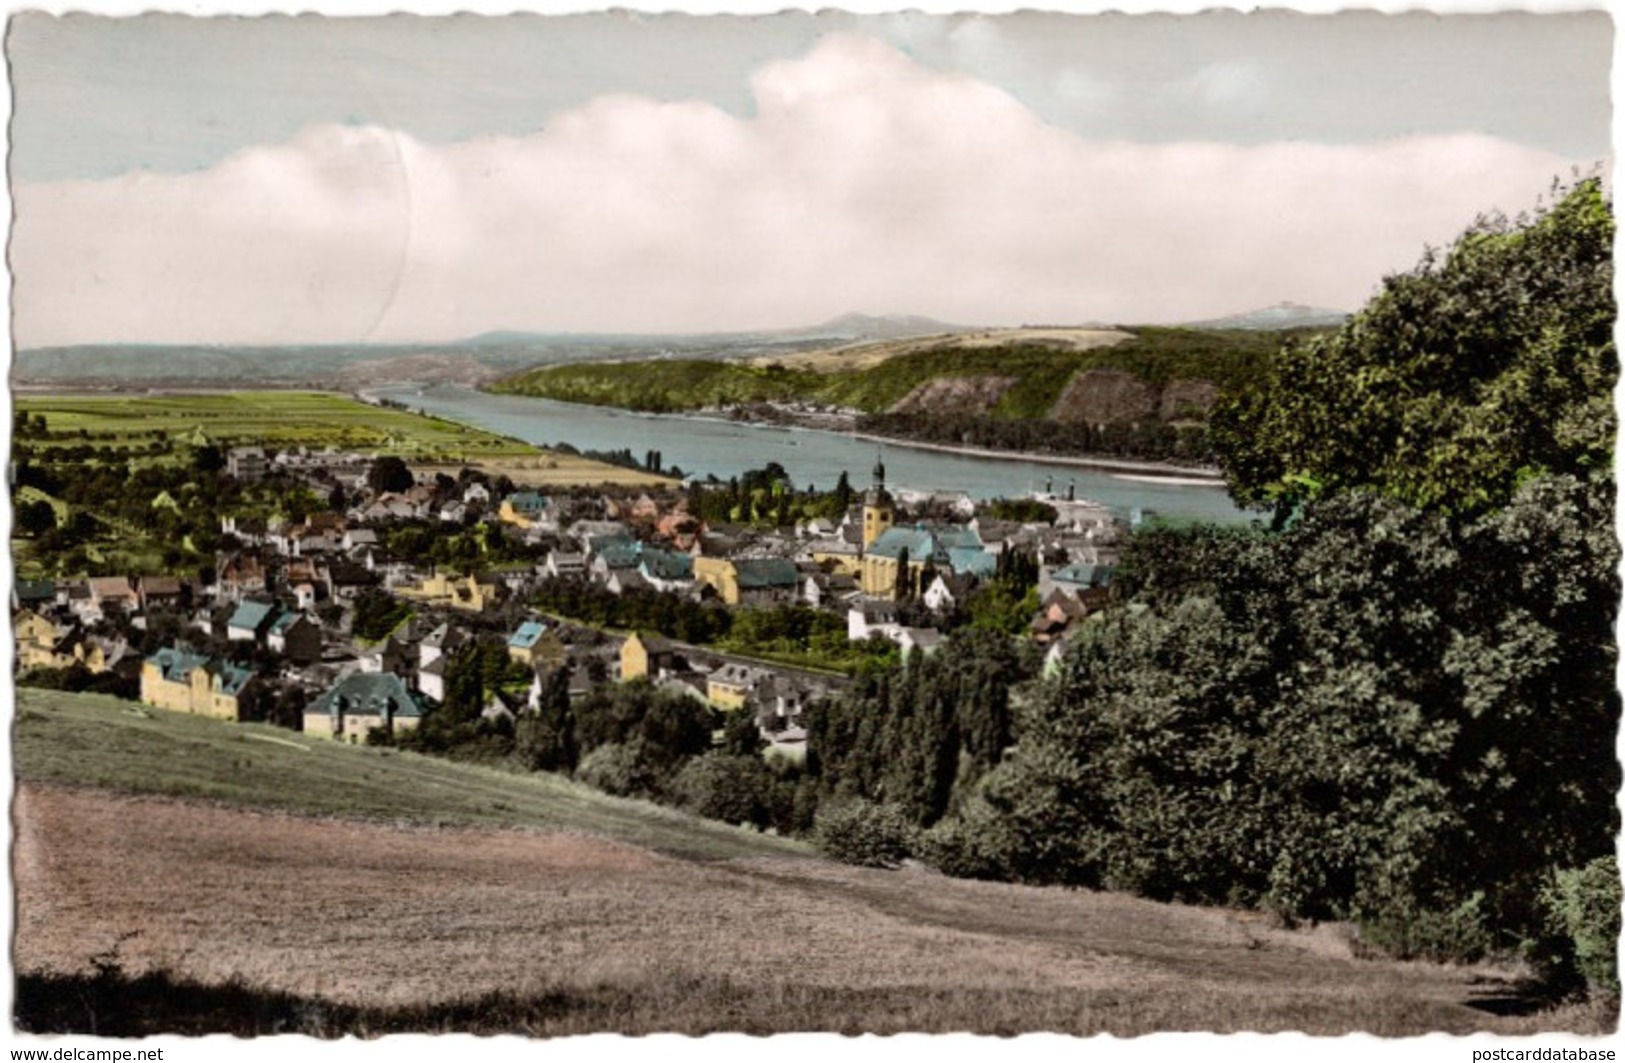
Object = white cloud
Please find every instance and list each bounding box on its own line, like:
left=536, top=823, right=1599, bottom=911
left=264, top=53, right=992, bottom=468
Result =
left=11, top=33, right=1578, bottom=347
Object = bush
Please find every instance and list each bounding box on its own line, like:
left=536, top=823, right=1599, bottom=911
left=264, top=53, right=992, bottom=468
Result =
left=1545, top=857, right=1622, bottom=995
left=812, top=799, right=916, bottom=869
left=575, top=742, right=653, bottom=798
left=916, top=809, right=1008, bottom=881
left=670, top=753, right=772, bottom=827
left=1354, top=893, right=1495, bottom=964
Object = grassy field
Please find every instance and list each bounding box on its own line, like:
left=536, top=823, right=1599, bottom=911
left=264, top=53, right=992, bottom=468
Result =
left=12, top=689, right=1612, bottom=1036
left=14, top=391, right=672, bottom=482
left=13, top=689, right=802, bottom=861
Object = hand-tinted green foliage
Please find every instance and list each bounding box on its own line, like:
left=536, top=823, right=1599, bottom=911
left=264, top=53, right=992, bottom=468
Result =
left=515, top=666, right=578, bottom=773
left=571, top=679, right=720, bottom=799
left=812, top=799, right=918, bottom=868
left=495, top=329, right=1285, bottom=419
left=935, top=479, right=1618, bottom=969
left=1212, top=178, right=1615, bottom=517
left=807, top=630, right=1029, bottom=829
left=1543, top=857, right=1623, bottom=993
left=350, top=588, right=413, bottom=642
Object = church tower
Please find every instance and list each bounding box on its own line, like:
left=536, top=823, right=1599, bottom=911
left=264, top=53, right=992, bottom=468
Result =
left=862, top=454, right=894, bottom=548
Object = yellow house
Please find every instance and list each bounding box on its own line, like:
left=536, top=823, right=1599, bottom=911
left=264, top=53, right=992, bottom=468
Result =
left=507, top=620, right=566, bottom=669
left=498, top=491, right=552, bottom=530
left=397, top=571, right=497, bottom=613
left=705, top=662, right=765, bottom=711
left=14, top=609, right=73, bottom=670
left=693, top=557, right=799, bottom=607
left=140, top=647, right=255, bottom=720
left=620, top=632, right=676, bottom=681
left=303, top=672, right=426, bottom=744
left=809, top=542, right=862, bottom=577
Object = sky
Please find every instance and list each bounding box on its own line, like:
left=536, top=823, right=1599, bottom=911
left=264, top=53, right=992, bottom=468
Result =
left=6, top=9, right=1613, bottom=347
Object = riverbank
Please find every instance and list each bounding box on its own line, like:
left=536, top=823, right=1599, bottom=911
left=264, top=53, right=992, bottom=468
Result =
left=654, top=398, right=1226, bottom=482
left=849, top=431, right=1226, bottom=482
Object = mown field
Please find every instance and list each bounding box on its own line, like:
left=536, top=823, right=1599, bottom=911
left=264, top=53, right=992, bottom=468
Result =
left=12, top=689, right=1610, bottom=1037
left=16, top=391, right=533, bottom=458
left=14, top=391, right=671, bottom=484
left=491, top=326, right=1305, bottom=419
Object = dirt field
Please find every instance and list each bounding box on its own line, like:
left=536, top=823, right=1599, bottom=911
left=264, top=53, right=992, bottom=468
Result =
left=14, top=781, right=1606, bottom=1036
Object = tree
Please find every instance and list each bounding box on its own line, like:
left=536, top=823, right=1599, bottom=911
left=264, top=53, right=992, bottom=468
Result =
left=367, top=455, right=414, bottom=495
left=16, top=500, right=56, bottom=537
left=1212, top=177, right=1615, bottom=519
left=893, top=547, right=912, bottom=600
left=516, top=665, right=578, bottom=773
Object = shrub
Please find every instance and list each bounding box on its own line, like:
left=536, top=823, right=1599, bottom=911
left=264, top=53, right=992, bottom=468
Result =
left=575, top=742, right=653, bottom=798
left=670, top=753, right=772, bottom=827
left=916, top=810, right=1007, bottom=881
left=1354, top=893, right=1495, bottom=964
left=1545, top=857, right=1622, bottom=995
left=812, top=799, right=916, bottom=869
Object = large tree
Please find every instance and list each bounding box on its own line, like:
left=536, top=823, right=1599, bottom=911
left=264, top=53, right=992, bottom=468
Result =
left=1211, top=177, right=1614, bottom=519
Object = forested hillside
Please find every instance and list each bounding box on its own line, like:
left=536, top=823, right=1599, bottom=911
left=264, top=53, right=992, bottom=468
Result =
left=492, top=327, right=1305, bottom=464
left=804, top=178, right=1620, bottom=996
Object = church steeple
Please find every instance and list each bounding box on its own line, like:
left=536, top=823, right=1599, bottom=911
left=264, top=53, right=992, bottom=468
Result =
left=862, top=450, right=894, bottom=548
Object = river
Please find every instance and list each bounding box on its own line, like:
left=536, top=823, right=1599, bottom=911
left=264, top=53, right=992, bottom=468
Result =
left=372, top=383, right=1254, bottom=525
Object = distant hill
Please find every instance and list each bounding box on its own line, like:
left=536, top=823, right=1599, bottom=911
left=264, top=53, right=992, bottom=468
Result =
left=11, top=314, right=965, bottom=388
left=1183, top=302, right=1349, bottom=331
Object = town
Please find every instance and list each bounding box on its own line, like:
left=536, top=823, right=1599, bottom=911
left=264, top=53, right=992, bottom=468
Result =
left=13, top=435, right=1126, bottom=773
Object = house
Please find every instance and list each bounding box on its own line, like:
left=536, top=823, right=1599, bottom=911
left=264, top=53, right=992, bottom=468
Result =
left=418, top=655, right=449, bottom=703
left=218, top=553, right=268, bottom=602
left=922, top=571, right=977, bottom=614
left=588, top=536, right=642, bottom=582
left=140, top=647, right=257, bottom=720
left=499, top=491, right=554, bottom=530
left=226, top=448, right=268, bottom=481
left=418, top=623, right=466, bottom=668
left=463, top=482, right=492, bottom=505
left=226, top=599, right=280, bottom=645
left=12, top=579, right=57, bottom=613
left=637, top=546, right=694, bottom=593
left=14, top=609, right=79, bottom=671
left=325, top=561, right=381, bottom=600
left=83, top=636, right=142, bottom=681
left=807, top=538, right=862, bottom=576
left=545, top=551, right=587, bottom=580
left=86, top=576, right=138, bottom=614
left=620, top=632, right=677, bottom=681
left=754, top=675, right=819, bottom=743
left=303, top=671, right=427, bottom=744
left=1039, top=562, right=1116, bottom=611
left=507, top=620, right=566, bottom=669
left=396, top=571, right=496, bottom=612
left=267, top=611, right=323, bottom=664
left=137, top=575, right=185, bottom=612
left=847, top=600, right=901, bottom=641
left=693, top=557, right=799, bottom=606
left=571, top=519, right=630, bottom=549
left=706, top=662, right=768, bottom=710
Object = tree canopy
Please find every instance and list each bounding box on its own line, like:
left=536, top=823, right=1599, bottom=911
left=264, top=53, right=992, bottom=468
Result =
left=1211, top=177, right=1615, bottom=518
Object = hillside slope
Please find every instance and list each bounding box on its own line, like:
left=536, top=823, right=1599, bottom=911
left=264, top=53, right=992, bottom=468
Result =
left=14, top=690, right=1598, bottom=1036
left=493, top=325, right=1303, bottom=422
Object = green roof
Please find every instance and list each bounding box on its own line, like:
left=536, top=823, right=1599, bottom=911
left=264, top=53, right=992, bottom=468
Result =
left=311, top=672, right=427, bottom=719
